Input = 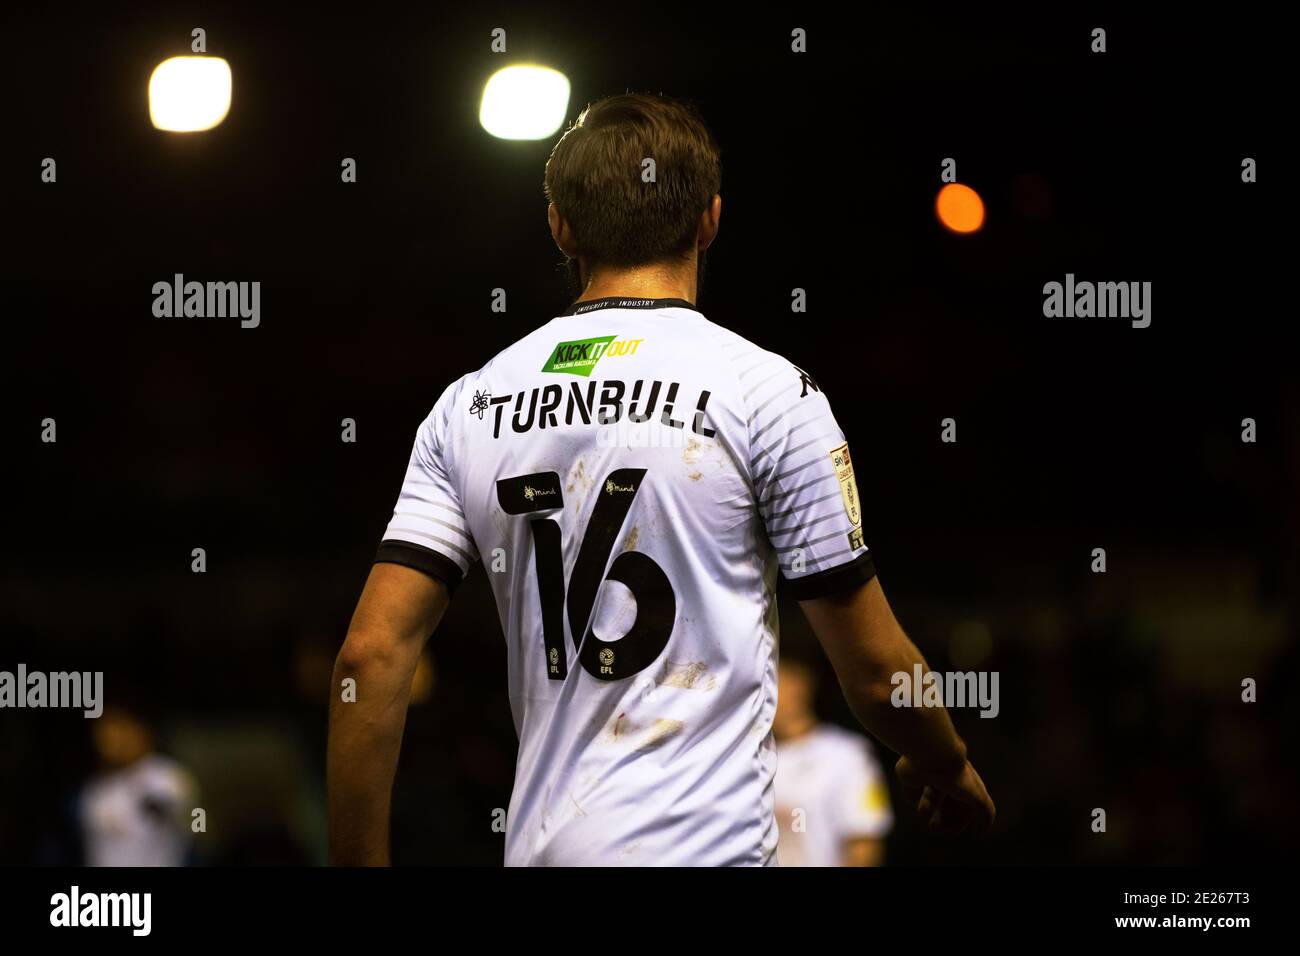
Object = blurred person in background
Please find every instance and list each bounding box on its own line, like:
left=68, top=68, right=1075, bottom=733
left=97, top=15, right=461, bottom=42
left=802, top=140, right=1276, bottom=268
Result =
left=775, top=657, right=893, bottom=866
left=78, top=703, right=198, bottom=867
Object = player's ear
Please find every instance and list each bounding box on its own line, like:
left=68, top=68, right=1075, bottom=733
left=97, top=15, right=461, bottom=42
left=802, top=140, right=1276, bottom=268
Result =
left=549, top=203, right=580, bottom=258
left=698, top=194, right=721, bottom=251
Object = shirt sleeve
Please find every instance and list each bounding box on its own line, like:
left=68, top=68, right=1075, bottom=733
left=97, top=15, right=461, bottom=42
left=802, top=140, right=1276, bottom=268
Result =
left=745, top=356, right=876, bottom=599
left=374, top=379, right=480, bottom=590
left=832, top=738, right=894, bottom=840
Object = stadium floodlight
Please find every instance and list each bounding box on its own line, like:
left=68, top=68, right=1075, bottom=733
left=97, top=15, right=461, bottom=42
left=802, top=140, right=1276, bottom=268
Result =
left=935, top=182, right=986, bottom=234
left=479, top=65, right=570, bottom=140
left=149, top=56, right=232, bottom=132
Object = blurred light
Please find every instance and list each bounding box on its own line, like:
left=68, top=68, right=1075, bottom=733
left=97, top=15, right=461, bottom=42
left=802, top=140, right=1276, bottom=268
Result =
left=479, top=65, right=570, bottom=140
left=149, top=56, right=232, bottom=132
left=936, top=182, right=985, bottom=234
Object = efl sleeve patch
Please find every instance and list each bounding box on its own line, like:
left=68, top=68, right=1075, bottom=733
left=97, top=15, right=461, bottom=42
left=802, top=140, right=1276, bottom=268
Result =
left=829, top=442, right=862, bottom=528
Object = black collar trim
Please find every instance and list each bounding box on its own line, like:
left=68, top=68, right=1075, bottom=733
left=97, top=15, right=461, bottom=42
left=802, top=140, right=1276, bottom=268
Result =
left=562, top=296, right=700, bottom=316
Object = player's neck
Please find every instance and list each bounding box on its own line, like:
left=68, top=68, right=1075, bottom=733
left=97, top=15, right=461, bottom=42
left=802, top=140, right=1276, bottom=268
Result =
left=575, top=259, right=696, bottom=305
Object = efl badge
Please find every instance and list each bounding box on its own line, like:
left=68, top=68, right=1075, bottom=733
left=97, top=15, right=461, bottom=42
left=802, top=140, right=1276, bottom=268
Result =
left=829, top=443, right=862, bottom=528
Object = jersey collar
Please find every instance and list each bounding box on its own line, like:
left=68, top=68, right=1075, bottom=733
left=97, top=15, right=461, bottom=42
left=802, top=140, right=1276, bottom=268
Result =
left=562, top=296, right=701, bottom=316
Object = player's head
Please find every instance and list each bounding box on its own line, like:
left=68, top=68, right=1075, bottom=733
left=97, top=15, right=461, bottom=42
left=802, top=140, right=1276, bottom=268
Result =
left=92, top=704, right=156, bottom=769
left=544, top=92, right=722, bottom=296
left=774, top=656, right=819, bottom=740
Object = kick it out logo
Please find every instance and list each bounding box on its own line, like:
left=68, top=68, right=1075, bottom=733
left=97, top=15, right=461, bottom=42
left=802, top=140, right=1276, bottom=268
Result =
left=542, top=336, right=644, bottom=377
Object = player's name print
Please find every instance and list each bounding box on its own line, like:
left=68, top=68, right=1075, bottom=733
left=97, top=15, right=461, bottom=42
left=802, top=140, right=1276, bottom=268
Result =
left=475, top=378, right=716, bottom=440
left=1042, top=273, right=1151, bottom=328
left=151, top=273, right=261, bottom=328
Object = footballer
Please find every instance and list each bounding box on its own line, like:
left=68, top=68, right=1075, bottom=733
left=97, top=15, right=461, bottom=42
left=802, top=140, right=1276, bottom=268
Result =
left=327, top=92, right=994, bottom=866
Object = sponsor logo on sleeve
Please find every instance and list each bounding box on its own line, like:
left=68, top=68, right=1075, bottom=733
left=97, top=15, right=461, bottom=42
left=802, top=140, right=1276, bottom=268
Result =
left=829, top=442, right=865, bottom=550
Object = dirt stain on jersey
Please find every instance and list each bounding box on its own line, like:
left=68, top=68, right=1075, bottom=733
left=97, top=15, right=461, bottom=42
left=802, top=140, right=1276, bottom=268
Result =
left=604, top=714, right=685, bottom=751
left=656, top=660, right=717, bottom=691
left=683, top=436, right=734, bottom=483
left=566, top=458, right=595, bottom=501
left=634, top=718, right=685, bottom=752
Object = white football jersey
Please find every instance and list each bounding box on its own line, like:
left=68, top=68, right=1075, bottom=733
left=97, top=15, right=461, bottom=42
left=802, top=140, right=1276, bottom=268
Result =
left=378, top=297, right=875, bottom=866
left=79, top=755, right=197, bottom=867
left=775, top=724, right=893, bottom=867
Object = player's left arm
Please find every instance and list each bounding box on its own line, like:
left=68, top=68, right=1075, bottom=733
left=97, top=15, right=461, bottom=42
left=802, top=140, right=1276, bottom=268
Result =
left=327, top=562, right=450, bottom=866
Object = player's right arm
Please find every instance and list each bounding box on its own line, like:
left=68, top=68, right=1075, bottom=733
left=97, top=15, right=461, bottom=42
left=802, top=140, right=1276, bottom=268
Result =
left=329, top=381, right=476, bottom=865
left=800, top=578, right=995, bottom=836
left=328, top=562, right=450, bottom=865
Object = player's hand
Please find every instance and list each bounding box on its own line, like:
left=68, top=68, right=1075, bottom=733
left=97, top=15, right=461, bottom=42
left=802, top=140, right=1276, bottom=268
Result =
left=895, top=754, right=995, bottom=837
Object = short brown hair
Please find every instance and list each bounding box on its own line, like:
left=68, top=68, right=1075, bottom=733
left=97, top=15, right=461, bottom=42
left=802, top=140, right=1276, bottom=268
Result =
left=544, top=92, right=721, bottom=268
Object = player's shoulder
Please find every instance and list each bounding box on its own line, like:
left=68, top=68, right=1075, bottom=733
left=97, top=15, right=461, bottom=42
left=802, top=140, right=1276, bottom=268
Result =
left=479, top=316, right=569, bottom=374
left=424, top=319, right=566, bottom=422
left=698, top=316, right=785, bottom=371
left=691, top=316, right=823, bottom=406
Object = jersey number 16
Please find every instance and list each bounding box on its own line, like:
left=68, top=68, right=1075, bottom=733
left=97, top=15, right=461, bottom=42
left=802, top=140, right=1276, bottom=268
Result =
left=497, top=468, right=676, bottom=682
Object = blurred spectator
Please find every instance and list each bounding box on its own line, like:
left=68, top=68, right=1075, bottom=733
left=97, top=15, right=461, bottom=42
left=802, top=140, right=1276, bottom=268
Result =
left=78, top=705, right=197, bottom=867
left=774, top=658, right=893, bottom=866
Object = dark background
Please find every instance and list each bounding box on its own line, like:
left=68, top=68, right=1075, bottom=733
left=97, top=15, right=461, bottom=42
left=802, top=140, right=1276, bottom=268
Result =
left=0, top=6, right=1294, bottom=864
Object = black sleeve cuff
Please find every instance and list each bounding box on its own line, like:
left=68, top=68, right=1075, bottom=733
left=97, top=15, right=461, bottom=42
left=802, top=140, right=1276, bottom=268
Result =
left=374, top=540, right=466, bottom=592
left=784, top=550, right=877, bottom=601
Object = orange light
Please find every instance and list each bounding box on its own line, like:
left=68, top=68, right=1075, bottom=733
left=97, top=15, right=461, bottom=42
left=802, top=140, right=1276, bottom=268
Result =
left=936, top=183, right=985, bottom=234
